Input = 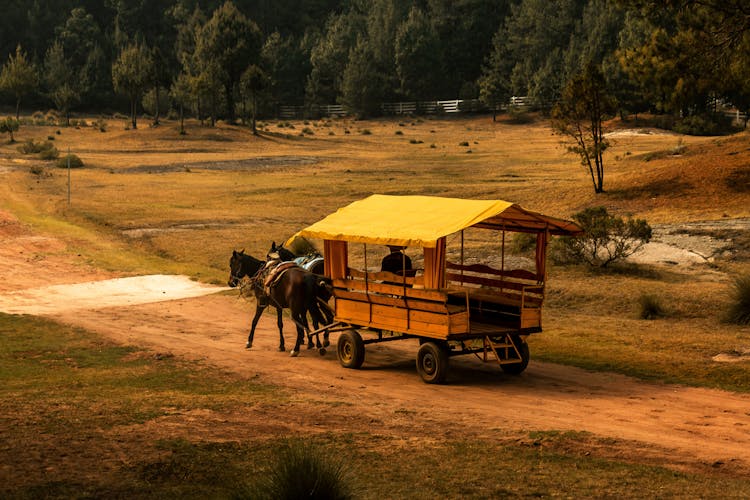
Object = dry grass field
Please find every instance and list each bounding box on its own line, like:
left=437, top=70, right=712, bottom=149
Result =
left=1, top=113, right=750, bottom=496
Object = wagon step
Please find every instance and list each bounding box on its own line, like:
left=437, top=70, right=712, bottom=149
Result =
left=482, top=335, right=523, bottom=365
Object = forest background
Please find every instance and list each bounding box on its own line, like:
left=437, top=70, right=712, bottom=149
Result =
left=1, top=0, right=749, bottom=131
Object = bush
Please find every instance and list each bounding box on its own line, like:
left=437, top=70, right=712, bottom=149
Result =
left=39, top=146, right=60, bottom=160
left=29, top=165, right=46, bottom=176
left=725, top=274, right=750, bottom=325
left=0, top=117, right=19, bottom=142
left=32, top=111, right=46, bottom=125
left=510, top=232, right=537, bottom=254
left=672, top=113, right=734, bottom=136
left=45, top=110, right=60, bottom=125
left=56, top=154, right=84, bottom=169
left=639, top=293, right=666, bottom=319
left=92, top=118, right=107, bottom=132
left=249, top=442, right=352, bottom=500
left=554, top=207, right=652, bottom=268
left=18, top=139, right=58, bottom=160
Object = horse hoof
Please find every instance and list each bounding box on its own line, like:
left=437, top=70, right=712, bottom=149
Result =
left=245, top=343, right=252, bottom=349
left=307, top=343, right=314, bottom=350
left=278, top=347, right=285, bottom=352
left=323, top=340, right=330, bottom=348
left=290, top=350, right=299, bottom=357
left=319, top=348, right=327, bottom=356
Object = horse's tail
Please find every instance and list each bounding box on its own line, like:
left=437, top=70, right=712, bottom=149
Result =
left=314, top=276, right=334, bottom=325
left=305, top=273, right=333, bottom=327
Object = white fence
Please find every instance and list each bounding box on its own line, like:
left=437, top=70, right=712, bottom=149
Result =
left=278, top=98, right=487, bottom=119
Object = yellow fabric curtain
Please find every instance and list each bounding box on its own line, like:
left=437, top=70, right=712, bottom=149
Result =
left=324, top=240, right=348, bottom=279
left=423, top=237, right=446, bottom=289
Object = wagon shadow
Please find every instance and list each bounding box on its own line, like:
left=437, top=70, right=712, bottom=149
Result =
left=349, top=340, right=538, bottom=387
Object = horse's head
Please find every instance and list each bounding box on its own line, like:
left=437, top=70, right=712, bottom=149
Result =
left=268, top=241, right=296, bottom=262
left=228, top=249, right=246, bottom=287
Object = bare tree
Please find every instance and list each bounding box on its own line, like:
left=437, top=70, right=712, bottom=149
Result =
left=552, top=63, right=614, bottom=193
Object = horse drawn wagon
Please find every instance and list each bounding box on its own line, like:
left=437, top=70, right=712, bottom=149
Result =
left=294, top=194, right=582, bottom=383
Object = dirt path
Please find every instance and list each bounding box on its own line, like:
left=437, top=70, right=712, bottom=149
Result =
left=3, top=210, right=750, bottom=477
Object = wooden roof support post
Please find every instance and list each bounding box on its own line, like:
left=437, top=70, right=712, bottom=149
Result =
left=460, top=230, right=465, bottom=283
left=500, top=228, right=506, bottom=293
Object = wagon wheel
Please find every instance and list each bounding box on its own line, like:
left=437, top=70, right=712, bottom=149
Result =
left=337, top=330, right=365, bottom=369
left=416, top=341, right=449, bottom=384
left=500, top=335, right=530, bottom=375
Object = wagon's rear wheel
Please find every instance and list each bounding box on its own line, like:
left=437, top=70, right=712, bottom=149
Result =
left=500, top=335, right=530, bottom=375
left=416, top=341, right=449, bottom=384
left=337, top=330, right=365, bottom=369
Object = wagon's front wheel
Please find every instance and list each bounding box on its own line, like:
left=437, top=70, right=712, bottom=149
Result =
left=500, top=335, right=530, bottom=375
left=337, top=330, right=365, bottom=369
left=416, top=341, right=449, bottom=384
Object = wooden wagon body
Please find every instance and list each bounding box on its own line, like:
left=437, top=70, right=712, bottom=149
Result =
left=294, top=195, right=582, bottom=383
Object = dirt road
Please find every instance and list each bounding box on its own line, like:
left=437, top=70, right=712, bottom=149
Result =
left=3, top=209, right=750, bottom=476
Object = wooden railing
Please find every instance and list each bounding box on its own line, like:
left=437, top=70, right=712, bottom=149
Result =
left=445, top=262, right=544, bottom=308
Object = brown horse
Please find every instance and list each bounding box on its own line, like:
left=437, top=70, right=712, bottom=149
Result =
left=228, top=250, right=331, bottom=356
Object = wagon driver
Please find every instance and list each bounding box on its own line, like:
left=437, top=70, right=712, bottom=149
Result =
left=381, top=245, right=413, bottom=275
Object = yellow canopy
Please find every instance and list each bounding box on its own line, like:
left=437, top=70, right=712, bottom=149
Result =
left=292, top=194, right=582, bottom=248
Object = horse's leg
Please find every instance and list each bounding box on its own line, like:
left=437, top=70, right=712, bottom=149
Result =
left=307, top=304, right=324, bottom=349
left=289, top=305, right=310, bottom=356
left=275, top=306, right=285, bottom=352
left=247, top=303, right=266, bottom=349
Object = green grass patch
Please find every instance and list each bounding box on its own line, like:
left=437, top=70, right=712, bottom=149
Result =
left=16, top=433, right=748, bottom=499
left=535, top=314, right=750, bottom=392
left=0, top=313, right=276, bottom=433
left=3, top=316, right=749, bottom=498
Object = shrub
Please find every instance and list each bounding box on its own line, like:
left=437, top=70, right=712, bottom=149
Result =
left=32, top=111, right=46, bottom=125
left=360, top=129, right=371, bottom=135
left=39, top=146, right=60, bottom=160
left=459, top=141, right=469, bottom=147
left=395, top=130, right=403, bottom=135
left=18, top=139, right=58, bottom=160
left=56, top=154, right=84, bottom=169
left=302, top=127, right=314, bottom=135
left=29, top=165, right=46, bottom=176
left=674, top=113, right=737, bottom=136
left=554, top=206, right=652, bottom=267
left=45, top=110, right=60, bottom=124
left=250, top=442, right=352, bottom=500
left=0, top=117, right=19, bottom=142
left=725, top=274, right=750, bottom=325
left=18, top=139, right=44, bottom=154
left=92, top=118, right=107, bottom=132
left=510, top=232, right=537, bottom=254
left=639, top=293, right=666, bottom=319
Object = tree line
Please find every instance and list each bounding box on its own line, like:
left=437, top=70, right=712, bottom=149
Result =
left=1, top=0, right=748, bottom=132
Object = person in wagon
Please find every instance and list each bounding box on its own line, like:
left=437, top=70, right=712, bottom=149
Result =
left=381, top=245, right=413, bottom=275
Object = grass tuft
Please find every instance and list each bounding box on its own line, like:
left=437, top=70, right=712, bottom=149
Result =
left=639, top=293, right=666, bottom=320
left=250, top=441, right=352, bottom=500
left=725, top=274, right=750, bottom=325
left=57, top=153, right=84, bottom=168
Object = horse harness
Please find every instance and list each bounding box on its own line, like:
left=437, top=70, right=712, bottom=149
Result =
left=262, top=261, right=299, bottom=296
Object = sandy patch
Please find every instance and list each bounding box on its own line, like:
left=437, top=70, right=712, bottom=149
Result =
left=0, top=275, right=229, bottom=315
